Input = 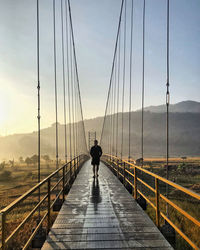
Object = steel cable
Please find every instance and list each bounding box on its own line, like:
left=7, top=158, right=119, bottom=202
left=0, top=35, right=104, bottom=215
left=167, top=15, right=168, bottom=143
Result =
left=141, top=0, right=145, bottom=166
left=53, top=0, right=59, bottom=169
left=116, top=30, right=121, bottom=157
left=68, top=0, right=88, bottom=153
left=121, top=0, right=127, bottom=160
left=166, top=0, right=170, bottom=216
left=65, top=0, right=72, bottom=160
left=100, top=0, right=124, bottom=146
left=128, top=0, right=134, bottom=161
left=36, top=0, right=41, bottom=220
left=61, top=0, right=67, bottom=163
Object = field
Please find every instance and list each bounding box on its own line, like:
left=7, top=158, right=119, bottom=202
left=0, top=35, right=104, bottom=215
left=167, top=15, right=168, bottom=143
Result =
left=119, top=157, right=200, bottom=249
left=0, top=162, right=62, bottom=210
left=141, top=157, right=200, bottom=250
left=0, top=160, right=65, bottom=249
left=0, top=157, right=200, bottom=249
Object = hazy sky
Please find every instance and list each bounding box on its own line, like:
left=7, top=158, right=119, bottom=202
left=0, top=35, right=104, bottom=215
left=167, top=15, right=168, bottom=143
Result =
left=0, top=0, right=199, bottom=135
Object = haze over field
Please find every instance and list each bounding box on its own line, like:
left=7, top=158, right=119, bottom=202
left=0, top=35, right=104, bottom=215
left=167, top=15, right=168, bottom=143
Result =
left=0, top=100, right=200, bottom=160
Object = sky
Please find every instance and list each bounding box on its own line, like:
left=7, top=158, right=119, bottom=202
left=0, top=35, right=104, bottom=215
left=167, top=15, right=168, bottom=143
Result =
left=0, top=0, right=199, bottom=135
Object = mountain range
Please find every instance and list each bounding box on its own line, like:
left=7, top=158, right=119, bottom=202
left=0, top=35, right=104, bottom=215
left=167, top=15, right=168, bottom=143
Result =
left=140, top=100, right=200, bottom=113
left=0, top=100, right=199, bottom=161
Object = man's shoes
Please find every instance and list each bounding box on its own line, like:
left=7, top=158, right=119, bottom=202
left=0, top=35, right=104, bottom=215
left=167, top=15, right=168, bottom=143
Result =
left=93, top=175, right=95, bottom=178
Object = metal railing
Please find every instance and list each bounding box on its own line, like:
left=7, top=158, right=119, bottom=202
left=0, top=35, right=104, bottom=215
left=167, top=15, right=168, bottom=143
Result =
left=103, top=154, right=200, bottom=250
left=0, top=154, right=88, bottom=250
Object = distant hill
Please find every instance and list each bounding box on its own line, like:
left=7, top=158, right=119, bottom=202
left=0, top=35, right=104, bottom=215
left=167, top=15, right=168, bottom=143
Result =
left=142, top=100, right=200, bottom=113
left=0, top=101, right=199, bottom=160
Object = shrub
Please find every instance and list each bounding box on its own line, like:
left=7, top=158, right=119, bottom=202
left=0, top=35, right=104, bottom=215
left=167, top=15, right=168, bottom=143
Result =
left=0, top=170, right=12, bottom=181
left=0, top=161, right=6, bottom=170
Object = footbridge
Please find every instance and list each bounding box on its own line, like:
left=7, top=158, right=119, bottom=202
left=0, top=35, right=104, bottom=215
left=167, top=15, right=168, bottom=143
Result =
left=0, top=0, right=200, bottom=250
left=42, top=160, right=173, bottom=250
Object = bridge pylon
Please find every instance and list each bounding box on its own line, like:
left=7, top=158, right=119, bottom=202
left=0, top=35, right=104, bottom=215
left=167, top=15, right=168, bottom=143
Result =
left=88, top=131, right=96, bottom=151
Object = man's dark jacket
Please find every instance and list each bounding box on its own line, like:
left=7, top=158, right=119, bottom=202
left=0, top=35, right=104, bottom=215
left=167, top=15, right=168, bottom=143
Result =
left=90, top=145, right=102, bottom=165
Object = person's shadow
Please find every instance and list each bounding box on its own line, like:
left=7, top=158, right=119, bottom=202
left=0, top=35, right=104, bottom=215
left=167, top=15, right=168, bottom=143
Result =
left=90, top=178, right=102, bottom=213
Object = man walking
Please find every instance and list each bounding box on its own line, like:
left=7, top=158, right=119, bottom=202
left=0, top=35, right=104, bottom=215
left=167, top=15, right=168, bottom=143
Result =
left=90, top=140, right=102, bottom=178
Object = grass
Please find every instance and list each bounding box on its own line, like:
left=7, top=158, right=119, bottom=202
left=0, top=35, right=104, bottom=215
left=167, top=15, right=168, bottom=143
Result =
left=0, top=162, right=61, bottom=210
left=1, top=211, right=58, bottom=250
left=145, top=197, right=200, bottom=250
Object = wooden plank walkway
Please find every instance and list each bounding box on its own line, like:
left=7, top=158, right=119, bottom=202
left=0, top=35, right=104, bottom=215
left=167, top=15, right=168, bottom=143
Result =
left=42, top=160, right=173, bottom=250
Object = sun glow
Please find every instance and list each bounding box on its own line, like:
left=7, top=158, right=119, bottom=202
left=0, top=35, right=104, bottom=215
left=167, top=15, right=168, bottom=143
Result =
left=0, top=96, right=8, bottom=125
left=0, top=81, right=12, bottom=134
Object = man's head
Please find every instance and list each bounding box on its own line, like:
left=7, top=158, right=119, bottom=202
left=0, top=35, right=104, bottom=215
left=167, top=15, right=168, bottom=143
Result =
left=94, top=140, right=98, bottom=146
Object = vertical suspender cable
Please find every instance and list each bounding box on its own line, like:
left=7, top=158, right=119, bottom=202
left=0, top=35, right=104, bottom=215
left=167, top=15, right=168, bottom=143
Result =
left=53, top=0, right=59, bottom=169
left=109, top=101, right=111, bottom=154
left=110, top=77, right=112, bottom=157
left=68, top=0, right=88, bottom=153
left=141, top=0, right=145, bottom=166
left=69, top=28, right=76, bottom=159
left=100, top=0, right=124, bottom=147
left=36, top=0, right=41, bottom=220
left=166, top=0, right=170, bottom=216
left=65, top=0, right=72, bottom=160
left=121, top=0, right=126, bottom=159
left=115, top=55, right=118, bottom=156
left=116, top=30, right=121, bottom=157
left=112, top=59, right=117, bottom=156
left=61, top=0, right=67, bottom=163
left=74, top=74, right=78, bottom=157
left=109, top=79, right=113, bottom=155
left=128, top=0, right=134, bottom=161
left=73, top=65, right=78, bottom=157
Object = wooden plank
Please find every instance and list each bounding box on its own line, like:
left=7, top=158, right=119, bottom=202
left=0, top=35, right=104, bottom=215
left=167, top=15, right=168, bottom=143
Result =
left=42, top=160, right=173, bottom=250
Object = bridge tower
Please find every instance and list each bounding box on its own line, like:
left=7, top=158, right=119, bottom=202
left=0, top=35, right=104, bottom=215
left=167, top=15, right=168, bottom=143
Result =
left=88, top=131, right=96, bottom=151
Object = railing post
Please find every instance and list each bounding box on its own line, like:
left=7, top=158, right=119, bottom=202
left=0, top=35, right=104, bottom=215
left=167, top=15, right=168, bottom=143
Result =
left=72, top=159, right=74, bottom=177
left=77, top=156, right=79, bottom=171
left=75, top=157, right=77, bottom=177
left=62, top=166, right=65, bottom=202
left=2, top=212, right=6, bottom=250
left=47, top=178, right=51, bottom=233
left=134, top=167, right=137, bottom=200
left=123, top=162, right=125, bottom=185
left=74, top=157, right=77, bottom=177
left=155, top=178, right=160, bottom=228
left=77, top=155, right=79, bottom=170
left=117, top=159, right=119, bottom=178
left=70, top=161, right=72, bottom=180
left=73, top=158, right=75, bottom=176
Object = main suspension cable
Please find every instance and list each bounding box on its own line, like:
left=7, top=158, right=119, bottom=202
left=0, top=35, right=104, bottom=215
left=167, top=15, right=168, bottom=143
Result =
left=100, top=0, right=124, bottom=146
left=68, top=0, right=88, bottom=152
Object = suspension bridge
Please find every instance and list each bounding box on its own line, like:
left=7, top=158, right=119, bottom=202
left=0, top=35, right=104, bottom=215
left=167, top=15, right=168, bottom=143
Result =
left=0, top=0, right=200, bottom=250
